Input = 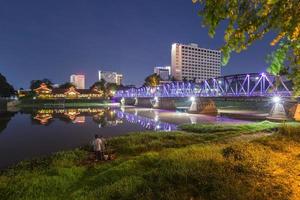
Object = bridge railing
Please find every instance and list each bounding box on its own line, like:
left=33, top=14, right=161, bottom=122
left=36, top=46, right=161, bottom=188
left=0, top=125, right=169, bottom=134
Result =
left=115, top=73, right=292, bottom=98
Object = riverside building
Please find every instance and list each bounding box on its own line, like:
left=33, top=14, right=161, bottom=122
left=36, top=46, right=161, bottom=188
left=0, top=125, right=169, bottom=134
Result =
left=171, top=43, right=221, bottom=82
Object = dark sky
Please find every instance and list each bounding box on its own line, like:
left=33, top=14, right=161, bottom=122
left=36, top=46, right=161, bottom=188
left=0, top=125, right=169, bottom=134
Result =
left=0, top=0, right=276, bottom=89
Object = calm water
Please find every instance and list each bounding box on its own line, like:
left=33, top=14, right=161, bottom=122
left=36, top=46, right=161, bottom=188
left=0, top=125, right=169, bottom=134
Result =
left=0, top=106, right=249, bottom=169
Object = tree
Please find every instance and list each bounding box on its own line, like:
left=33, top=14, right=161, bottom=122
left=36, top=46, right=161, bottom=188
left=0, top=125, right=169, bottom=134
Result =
left=0, top=73, right=15, bottom=97
left=144, top=73, right=160, bottom=87
left=106, top=83, right=119, bottom=97
left=90, top=80, right=106, bottom=91
left=30, top=79, right=53, bottom=90
left=193, top=0, right=300, bottom=94
left=59, top=82, right=76, bottom=89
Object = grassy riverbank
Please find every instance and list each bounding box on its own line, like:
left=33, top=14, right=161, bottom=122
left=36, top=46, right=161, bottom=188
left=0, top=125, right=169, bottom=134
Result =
left=1, top=122, right=300, bottom=200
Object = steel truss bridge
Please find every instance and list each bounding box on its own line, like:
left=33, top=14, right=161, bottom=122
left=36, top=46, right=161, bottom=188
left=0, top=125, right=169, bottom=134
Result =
left=115, top=73, right=292, bottom=98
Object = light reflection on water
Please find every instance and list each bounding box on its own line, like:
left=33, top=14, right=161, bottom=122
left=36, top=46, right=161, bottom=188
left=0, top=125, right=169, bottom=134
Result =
left=28, top=107, right=177, bottom=131
left=0, top=106, right=250, bottom=168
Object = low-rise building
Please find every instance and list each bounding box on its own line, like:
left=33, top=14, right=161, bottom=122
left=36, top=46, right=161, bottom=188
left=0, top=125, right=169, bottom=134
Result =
left=34, top=83, right=104, bottom=99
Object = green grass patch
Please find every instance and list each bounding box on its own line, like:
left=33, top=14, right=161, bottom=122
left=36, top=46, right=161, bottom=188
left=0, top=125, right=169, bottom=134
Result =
left=180, top=121, right=279, bottom=135
left=1, top=122, right=300, bottom=199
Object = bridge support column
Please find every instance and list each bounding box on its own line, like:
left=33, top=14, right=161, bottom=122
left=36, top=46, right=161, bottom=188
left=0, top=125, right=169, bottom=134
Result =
left=294, top=104, right=300, bottom=121
left=267, top=102, right=288, bottom=121
left=188, top=98, right=217, bottom=115
left=154, top=97, right=178, bottom=110
left=119, top=98, right=137, bottom=106
left=136, top=97, right=153, bottom=108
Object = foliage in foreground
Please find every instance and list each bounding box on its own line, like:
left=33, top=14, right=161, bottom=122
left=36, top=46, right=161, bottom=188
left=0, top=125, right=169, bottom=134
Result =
left=0, top=123, right=300, bottom=200
left=193, top=0, right=300, bottom=95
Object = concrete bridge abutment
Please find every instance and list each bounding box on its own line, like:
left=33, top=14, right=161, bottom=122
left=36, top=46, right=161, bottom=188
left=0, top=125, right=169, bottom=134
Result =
left=188, top=97, right=218, bottom=115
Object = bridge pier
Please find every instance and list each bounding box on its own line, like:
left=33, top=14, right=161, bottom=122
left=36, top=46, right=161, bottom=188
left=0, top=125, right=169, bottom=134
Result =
left=135, top=97, right=153, bottom=108
left=188, top=97, right=218, bottom=115
left=294, top=104, right=300, bottom=121
left=120, top=97, right=136, bottom=106
left=154, top=97, right=183, bottom=110
left=267, top=103, right=288, bottom=121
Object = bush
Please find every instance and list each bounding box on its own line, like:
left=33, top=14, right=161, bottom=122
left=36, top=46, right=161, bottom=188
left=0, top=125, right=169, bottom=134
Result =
left=278, top=123, right=300, bottom=142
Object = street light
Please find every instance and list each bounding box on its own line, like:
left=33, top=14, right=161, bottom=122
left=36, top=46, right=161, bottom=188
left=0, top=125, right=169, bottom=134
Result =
left=190, top=96, right=195, bottom=102
left=272, top=96, right=281, bottom=104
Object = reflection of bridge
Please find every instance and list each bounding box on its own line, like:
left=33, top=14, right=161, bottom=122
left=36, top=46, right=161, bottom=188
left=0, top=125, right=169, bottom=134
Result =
left=115, top=73, right=291, bottom=98
left=116, top=110, right=177, bottom=131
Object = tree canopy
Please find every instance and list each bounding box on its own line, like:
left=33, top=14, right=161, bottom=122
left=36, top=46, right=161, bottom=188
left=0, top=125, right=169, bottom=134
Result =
left=144, top=74, right=160, bottom=87
left=30, top=79, right=53, bottom=90
left=193, top=0, right=300, bottom=94
left=0, top=73, right=15, bottom=97
left=59, top=82, right=76, bottom=89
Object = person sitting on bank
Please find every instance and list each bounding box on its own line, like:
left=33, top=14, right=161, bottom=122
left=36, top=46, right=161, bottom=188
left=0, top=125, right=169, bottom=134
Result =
left=93, top=134, right=103, bottom=161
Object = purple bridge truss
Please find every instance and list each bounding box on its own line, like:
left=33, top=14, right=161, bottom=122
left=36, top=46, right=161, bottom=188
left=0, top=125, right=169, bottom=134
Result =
left=115, top=73, right=292, bottom=98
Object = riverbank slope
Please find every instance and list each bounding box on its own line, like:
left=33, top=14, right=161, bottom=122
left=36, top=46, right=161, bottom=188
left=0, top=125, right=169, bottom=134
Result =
left=0, top=121, right=299, bottom=200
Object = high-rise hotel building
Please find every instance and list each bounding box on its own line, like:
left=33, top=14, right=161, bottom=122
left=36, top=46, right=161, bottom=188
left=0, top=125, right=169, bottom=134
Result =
left=171, top=43, right=221, bottom=82
left=70, top=74, right=85, bottom=89
left=98, top=71, right=123, bottom=85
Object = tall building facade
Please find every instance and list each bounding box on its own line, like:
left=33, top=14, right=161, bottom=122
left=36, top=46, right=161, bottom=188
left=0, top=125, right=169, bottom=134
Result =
left=98, top=71, right=123, bottom=85
left=70, top=74, right=85, bottom=89
left=154, top=66, right=171, bottom=81
left=171, top=43, right=221, bottom=82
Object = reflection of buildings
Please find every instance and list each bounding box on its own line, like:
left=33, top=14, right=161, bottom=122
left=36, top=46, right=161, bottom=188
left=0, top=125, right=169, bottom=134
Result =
left=32, top=108, right=119, bottom=126
left=70, top=74, right=85, bottom=89
left=34, top=113, right=53, bottom=125
left=0, top=112, right=16, bottom=133
left=31, top=108, right=176, bottom=131
left=34, top=83, right=104, bottom=99
left=74, top=116, right=85, bottom=124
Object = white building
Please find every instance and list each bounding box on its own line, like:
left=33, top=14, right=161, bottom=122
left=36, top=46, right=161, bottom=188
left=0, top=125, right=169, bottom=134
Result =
left=70, top=74, right=85, bottom=89
left=98, top=71, right=123, bottom=85
left=171, top=43, right=221, bottom=82
left=154, top=66, right=171, bottom=81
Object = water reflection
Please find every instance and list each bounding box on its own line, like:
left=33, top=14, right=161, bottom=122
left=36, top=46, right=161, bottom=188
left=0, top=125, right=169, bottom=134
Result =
left=25, top=108, right=176, bottom=131
left=0, top=111, right=16, bottom=133
left=0, top=107, right=252, bottom=168
left=116, top=110, right=177, bottom=131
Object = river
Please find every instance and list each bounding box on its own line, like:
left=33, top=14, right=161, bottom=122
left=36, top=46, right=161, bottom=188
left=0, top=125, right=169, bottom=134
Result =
left=0, top=106, right=250, bottom=169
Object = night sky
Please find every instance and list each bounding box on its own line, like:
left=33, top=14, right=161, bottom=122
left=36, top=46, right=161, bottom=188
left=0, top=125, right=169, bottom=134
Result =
left=0, top=0, right=276, bottom=89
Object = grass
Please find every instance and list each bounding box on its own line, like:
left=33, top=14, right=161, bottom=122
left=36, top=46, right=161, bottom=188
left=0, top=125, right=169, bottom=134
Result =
left=180, top=121, right=279, bottom=134
left=1, top=122, right=300, bottom=200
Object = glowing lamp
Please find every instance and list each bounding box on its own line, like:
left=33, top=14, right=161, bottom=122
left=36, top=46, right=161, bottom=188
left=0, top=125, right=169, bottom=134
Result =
left=190, top=96, right=196, bottom=102
left=272, top=96, right=281, bottom=103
